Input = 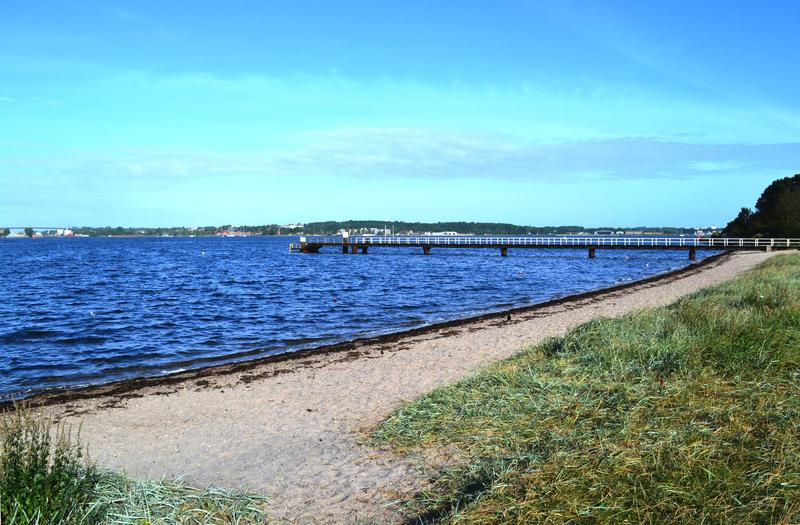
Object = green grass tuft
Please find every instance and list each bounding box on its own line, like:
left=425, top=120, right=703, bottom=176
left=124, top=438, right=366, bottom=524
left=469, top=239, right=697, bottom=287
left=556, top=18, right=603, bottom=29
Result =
left=375, top=254, right=800, bottom=524
left=0, top=407, right=269, bottom=524
left=93, top=473, right=269, bottom=524
left=0, top=407, right=102, bottom=524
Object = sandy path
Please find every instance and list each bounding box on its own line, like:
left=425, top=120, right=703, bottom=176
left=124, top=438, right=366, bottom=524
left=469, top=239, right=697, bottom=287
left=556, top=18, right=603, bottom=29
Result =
left=42, top=251, right=777, bottom=523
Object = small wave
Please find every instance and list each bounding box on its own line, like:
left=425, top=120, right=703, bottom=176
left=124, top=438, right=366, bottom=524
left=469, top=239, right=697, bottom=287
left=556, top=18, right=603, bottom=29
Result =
left=281, top=336, right=328, bottom=346
left=54, top=336, right=107, bottom=345
left=0, top=329, right=58, bottom=343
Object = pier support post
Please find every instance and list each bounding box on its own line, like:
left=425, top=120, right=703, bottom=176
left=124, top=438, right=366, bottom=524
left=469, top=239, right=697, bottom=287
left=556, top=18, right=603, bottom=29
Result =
left=423, top=246, right=431, bottom=256
left=361, top=246, right=368, bottom=254
left=588, top=248, right=596, bottom=259
left=342, top=245, right=348, bottom=254
left=351, top=245, right=357, bottom=254
left=688, top=248, right=696, bottom=261
left=500, top=247, right=508, bottom=257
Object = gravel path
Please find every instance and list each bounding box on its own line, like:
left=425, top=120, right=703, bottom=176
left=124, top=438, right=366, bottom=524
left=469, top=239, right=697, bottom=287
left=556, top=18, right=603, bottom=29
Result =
left=43, top=251, right=779, bottom=523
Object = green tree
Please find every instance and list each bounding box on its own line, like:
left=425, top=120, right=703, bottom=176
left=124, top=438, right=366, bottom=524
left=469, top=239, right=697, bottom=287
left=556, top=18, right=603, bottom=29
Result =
left=724, top=207, right=754, bottom=237
left=24, top=227, right=34, bottom=238
left=724, top=174, right=800, bottom=238
left=0, top=228, right=9, bottom=237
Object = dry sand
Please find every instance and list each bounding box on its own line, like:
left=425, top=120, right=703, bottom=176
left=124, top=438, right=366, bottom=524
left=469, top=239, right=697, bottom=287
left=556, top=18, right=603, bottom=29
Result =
left=39, top=250, right=778, bottom=523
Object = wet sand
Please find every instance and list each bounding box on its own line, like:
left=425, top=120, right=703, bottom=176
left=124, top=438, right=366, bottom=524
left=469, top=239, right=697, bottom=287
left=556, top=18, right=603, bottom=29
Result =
left=35, top=250, right=778, bottom=523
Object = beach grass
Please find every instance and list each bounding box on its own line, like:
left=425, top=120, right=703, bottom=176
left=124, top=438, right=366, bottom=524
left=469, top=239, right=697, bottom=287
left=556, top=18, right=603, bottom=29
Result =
left=91, top=473, right=269, bottom=524
left=0, top=408, right=102, bottom=524
left=374, top=253, right=800, bottom=524
left=0, top=407, right=269, bottom=524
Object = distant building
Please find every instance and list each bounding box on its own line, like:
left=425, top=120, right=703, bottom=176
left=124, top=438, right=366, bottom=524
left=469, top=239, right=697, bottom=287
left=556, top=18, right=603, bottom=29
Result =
left=216, top=229, right=254, bottom=237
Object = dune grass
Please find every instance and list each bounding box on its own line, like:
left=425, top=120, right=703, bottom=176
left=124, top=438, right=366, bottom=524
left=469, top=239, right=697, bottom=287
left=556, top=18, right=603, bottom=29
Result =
left=374, top=254, right=800, bottom=524
left=91, top=473, right=269, bottom=524
left=0, top=407, right=269, bottom=524
left=0, top=408, right=103, bottom=524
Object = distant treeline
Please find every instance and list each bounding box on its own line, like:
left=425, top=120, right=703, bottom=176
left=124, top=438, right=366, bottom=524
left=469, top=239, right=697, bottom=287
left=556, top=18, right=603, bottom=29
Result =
left=302, top=221, right=695, bottom=235
left=66, top=225, right=304, bottom=237
left=304, top=221, right=548, bottom=235
left=2, top=222, right=700, bottom=237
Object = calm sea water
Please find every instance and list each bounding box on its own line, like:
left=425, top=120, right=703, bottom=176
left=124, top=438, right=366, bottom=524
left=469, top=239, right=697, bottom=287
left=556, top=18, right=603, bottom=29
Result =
left=0, top=236, right=713, bottom=400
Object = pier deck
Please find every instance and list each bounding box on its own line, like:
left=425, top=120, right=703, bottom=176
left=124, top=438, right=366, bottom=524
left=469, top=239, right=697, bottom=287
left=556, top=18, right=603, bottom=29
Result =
left=290, top=236, right=800, bottom=260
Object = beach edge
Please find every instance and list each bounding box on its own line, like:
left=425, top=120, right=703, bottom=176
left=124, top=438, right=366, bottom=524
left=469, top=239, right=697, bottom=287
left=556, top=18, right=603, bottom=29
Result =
left=4, top=250, right=733, bottom=409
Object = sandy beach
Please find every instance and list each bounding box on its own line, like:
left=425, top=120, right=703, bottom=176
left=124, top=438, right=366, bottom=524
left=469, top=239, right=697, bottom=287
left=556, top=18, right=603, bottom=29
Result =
left=35, top=250, right=778, bottom=523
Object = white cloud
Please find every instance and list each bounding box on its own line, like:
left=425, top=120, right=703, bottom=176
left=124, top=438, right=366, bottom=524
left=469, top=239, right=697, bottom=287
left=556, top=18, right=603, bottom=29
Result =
left=2, top=130, right=797, bottom=185
left=688, top=160, right=743, bottom=172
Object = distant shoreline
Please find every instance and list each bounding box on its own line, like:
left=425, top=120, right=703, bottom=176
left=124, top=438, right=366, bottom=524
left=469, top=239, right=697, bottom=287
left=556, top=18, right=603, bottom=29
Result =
left=2, top=233, right=701, bottom=239
left=5, top=250, right=729, bottom=410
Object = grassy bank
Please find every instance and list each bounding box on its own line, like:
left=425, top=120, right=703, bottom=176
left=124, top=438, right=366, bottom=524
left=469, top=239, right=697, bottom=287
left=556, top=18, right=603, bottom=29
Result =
left=0, top=408, right=268, bottom=524
left=375, top=254, right=800, bottom=524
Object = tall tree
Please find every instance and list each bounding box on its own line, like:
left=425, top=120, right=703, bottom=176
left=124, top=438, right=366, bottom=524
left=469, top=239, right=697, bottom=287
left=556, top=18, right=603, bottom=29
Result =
left=24, top=227, right=34, bottom=238
left=724, top=207, right=753, bottom=237
left=752, top=174, right=800, bottom=237
left=724, top=174, right=800, bottom=237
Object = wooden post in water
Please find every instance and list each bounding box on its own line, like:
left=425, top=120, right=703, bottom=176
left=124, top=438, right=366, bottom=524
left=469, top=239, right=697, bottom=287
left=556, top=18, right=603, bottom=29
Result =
left=351, top=245, right=357, bottom=254
left=361, top=246, right=368, bottom=254
left=500, top=247, right=508, bottom=257
left=588, top=248, right=596, bottom=258
left=689, top=248, right=696, bottom=260
left=342, top=245, right=348, bottom=254
left=423, top=246, right=431, bottom=256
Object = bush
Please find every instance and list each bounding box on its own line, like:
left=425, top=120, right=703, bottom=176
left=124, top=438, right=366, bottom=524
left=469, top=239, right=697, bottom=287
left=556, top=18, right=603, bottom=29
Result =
left=0, top=408, right=270, bottom=524
left=0, top=407, right=102, bottom=524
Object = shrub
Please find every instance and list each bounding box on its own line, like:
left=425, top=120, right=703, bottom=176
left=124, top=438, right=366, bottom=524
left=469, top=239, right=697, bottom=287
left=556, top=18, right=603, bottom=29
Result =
left=0, top=407, right=102, bottom=524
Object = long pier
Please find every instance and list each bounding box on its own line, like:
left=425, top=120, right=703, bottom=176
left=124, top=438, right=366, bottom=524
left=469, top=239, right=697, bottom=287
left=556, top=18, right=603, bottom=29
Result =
left=290, top=236, right=800, bottom=260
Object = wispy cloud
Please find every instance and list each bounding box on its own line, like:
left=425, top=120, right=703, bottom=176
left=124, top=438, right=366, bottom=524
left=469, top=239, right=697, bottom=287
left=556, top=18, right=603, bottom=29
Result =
left=3, top=130, right=796, bottom=185
left=97, top=3, right=141, bottom=22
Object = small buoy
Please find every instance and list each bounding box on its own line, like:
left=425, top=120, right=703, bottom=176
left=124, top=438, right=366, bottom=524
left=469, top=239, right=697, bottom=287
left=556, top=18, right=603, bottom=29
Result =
left=90, top=311, right=96, bottom=316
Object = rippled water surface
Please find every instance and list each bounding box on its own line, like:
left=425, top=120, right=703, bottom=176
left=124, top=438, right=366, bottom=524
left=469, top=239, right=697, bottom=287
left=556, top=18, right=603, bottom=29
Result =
left=0, top=237, right=713, bottom=399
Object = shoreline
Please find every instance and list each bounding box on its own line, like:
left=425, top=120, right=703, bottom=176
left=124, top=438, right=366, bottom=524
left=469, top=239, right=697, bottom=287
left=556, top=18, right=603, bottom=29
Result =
left=7, top=251, right=729, bottom=410
left=31, top=250, right=779, bottom=523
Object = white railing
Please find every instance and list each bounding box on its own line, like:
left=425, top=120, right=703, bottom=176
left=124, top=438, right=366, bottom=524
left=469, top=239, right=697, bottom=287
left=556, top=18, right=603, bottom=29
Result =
left=299, top=236, right=800, bottom=248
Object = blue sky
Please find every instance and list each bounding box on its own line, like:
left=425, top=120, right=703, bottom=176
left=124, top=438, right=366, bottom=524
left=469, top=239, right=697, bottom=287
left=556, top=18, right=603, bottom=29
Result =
left=1, top=1, right=798, bottom=227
